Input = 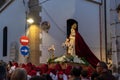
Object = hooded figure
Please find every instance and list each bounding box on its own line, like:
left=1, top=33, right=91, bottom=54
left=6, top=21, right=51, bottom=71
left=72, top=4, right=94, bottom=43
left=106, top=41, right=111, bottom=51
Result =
left=67, top=19, right=100, bottom=68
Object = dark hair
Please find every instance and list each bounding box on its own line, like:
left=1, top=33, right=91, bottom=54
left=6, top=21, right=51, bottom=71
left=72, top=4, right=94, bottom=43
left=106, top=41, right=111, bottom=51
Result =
left=91, top=71, right=99, bottom=80
left=67, top=19, right=78, bottom=38
left=42, top=73, right=53, bottom=80
left=81, top=70, right=88, bottom=78
left=98, top=61, right=108, bottom=69
left=8, top=61, right=13, bottom=67
left=30, top=76, right=46, bottom=80
left=11, top=68, right=27, bottom=80
left=70, top=66, right=82, bottom=77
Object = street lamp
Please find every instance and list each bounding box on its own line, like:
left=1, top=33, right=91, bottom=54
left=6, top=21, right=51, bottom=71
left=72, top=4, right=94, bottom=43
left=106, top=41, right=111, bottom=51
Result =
left=27, top=18, right=34, bottom=24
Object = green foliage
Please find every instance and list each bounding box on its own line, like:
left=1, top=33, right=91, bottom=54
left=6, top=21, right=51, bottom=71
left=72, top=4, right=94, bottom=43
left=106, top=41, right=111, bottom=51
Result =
left=65, top=54, right=74, bottom=62
left=47, top=57, right=57, bottom=63
left=81, top=57, right=89, bottom=66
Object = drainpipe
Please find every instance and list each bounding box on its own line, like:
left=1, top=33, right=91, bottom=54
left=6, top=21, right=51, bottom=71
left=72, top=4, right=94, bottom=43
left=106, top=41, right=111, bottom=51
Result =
left=104, top=0, right=108, bottom=63
left=99, top=4, right=102, bottom=61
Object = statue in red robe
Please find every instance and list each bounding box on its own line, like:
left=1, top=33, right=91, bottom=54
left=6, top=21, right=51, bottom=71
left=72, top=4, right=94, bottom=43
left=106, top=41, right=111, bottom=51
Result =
left=67, top=19, right=100, bottom=68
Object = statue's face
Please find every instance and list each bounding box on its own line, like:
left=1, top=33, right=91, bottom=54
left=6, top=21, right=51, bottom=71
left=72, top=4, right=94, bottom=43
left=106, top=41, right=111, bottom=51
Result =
left=72, top=23, right=77, bottom=29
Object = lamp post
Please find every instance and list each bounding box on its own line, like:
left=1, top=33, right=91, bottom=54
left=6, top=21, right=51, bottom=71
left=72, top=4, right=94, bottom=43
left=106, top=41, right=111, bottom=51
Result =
left=26, top=0, right=42, bottom=65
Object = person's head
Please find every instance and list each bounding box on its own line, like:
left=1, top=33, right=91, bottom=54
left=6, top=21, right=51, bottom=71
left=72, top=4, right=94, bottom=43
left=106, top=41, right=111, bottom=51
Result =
left=0, top=64, right=6, bottom=80
left=11, top=68, right=27, bottom=80
left=96, top=61, right=108, bottom=74
left=70, top=66, right=82, bottom=77
left=42, top=73, right=53, bottom=80
left=91, top=71, right=99, bottom=80
left=81, top=70, right=88, bottom=78
left=30, top=75, right=46, bottom=80
left=112, top=65, right=118, bottom=73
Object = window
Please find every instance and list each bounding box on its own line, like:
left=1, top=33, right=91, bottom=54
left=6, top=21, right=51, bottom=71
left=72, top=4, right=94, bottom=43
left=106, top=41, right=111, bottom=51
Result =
left=3, top=26, right=8, bottom=56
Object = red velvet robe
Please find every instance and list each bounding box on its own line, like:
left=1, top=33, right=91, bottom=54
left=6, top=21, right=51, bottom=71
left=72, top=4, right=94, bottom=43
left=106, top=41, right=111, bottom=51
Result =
left=75, top=30, right=100, bottom=68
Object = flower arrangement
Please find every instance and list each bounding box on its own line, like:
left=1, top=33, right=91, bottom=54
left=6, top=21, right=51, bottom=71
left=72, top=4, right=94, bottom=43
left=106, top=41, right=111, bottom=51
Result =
left=48, top=45, right=55, bottom=52
left=48, top=45, right=55, bottom=59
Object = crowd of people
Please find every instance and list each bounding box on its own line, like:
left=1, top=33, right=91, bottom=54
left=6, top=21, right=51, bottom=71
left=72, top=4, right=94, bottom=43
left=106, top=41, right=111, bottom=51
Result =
left=0, top=60, right=119, bottom=80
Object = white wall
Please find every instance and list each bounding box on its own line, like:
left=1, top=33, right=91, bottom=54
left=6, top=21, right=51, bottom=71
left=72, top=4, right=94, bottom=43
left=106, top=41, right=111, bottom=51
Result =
left=0, top=0, right=26, bottom=61
left=40, top=0, right=101, bottom=59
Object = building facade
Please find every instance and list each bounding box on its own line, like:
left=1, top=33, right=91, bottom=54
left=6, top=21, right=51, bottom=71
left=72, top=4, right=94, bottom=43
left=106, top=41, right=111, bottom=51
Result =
left=109, top=0, right=120, bottom=67
left=1, top=0, right=117, bottom=66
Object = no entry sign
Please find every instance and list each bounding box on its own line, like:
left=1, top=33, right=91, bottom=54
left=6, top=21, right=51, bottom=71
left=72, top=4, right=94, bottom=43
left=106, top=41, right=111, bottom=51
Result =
left=20, top=36, right=29, bottom=46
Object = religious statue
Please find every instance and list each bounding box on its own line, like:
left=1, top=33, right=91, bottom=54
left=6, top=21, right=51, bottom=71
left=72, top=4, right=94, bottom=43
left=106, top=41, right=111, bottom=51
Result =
left=51, top=19, right=100, bottom=68
left=66, top=19, right=100, bottom=68
left=48, top=44, right=55, bottom=59
left=63, top=23, right=76, bottom=56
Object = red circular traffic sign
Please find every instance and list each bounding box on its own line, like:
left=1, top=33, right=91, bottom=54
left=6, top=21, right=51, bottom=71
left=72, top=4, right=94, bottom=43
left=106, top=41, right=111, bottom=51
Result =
left=20, top=36, right=29, bottom=45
